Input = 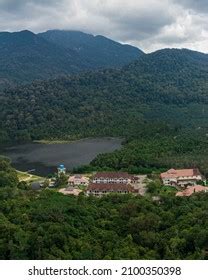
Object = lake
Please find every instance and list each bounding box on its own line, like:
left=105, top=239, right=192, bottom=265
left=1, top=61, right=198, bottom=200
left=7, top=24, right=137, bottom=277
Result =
left=0, top=138, right=122, bottom=176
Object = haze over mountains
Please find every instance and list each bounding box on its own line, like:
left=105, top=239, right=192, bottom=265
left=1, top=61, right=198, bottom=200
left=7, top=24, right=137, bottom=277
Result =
left=0, top=29, right=143, bottom=88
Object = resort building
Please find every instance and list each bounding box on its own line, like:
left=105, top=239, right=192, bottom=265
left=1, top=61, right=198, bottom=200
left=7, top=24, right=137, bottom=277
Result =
left=59, top=187, right=82, bottom=196
left=86, top=183, right=136, bottom=197
left=176, top=185, right=208, bottom=197
left=68, top=174, right=89, bottom=187
left=160, top=168, right=202, bottom=187
left=85, top=171, right=141, bottom=197
left=91, top=172, right=136, bottom=184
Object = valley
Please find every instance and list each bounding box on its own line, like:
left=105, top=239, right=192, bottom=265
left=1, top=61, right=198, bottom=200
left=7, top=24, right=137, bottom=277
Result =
left=1, top=29, right=208, bottom=261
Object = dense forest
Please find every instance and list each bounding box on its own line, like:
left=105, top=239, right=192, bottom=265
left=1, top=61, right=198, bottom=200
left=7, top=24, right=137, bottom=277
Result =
left=1, top=48, right=208, bottom=174
left=90, top=127, right=208, bottom=176
left=1, top=158, right=208, bottom=260
left=0, top=13, right=208, bottom=260
left=39, top=30, right=143, bottom=68
left=1, top=48, right=208, bottom=142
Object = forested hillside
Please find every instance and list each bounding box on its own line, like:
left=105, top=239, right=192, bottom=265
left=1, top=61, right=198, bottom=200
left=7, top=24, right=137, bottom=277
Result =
left=0, top=30, right=85, bottom=87
left=2, top=47, right=208, bottom=260
left=1, top=48, right=208, bottom=140
left=39, top=30, right=143, bottom=68
left=1, top=159, right=208, bottom=260
left=0, top=30, right=143, bottom=88
left=1, top=48, right=208, bottom=173
left=90, top=126, right=208, bottom=176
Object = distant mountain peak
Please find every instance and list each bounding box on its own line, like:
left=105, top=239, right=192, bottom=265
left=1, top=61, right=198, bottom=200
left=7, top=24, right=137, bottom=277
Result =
left=19, top=29, right=34, bottom=34
left=0, top=29, right=144, bottom=88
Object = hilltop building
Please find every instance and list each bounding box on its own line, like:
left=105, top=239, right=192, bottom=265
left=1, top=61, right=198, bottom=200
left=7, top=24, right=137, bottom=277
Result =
left=86, top=171, right=139, bottom=197
left=160, top=168, right=202, bottom=187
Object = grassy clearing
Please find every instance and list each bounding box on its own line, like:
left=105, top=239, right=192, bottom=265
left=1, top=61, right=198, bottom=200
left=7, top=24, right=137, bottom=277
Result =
left=33, top=140, right=72, bottom=144
left=17, top=170, right=44, bottom=182
left=33, top=137, right=118, bottom=145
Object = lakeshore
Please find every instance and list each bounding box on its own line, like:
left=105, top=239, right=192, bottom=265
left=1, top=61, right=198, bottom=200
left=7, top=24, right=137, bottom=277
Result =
left=0, top=137, right=122, bottom=176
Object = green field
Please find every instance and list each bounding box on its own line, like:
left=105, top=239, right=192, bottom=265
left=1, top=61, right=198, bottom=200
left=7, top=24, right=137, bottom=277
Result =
left=16, top=170, right=44, bottom=182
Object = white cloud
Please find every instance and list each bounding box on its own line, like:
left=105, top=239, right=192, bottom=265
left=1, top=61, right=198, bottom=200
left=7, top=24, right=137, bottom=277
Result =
left=0, top=0, right=208, bottom=53
left=173, top=0, right=208, bottom=13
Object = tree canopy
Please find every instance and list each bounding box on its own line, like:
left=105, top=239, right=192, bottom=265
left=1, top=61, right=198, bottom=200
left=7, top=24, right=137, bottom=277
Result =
left=0, top=165, right=208, bottom=260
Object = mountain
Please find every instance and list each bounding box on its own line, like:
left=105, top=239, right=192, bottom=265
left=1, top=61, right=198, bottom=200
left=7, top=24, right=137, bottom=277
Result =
left=38, top=30, right=144, bottom=68
left=0, top=30, right=88, bottom=88
left=1, top=48, right=208, bottom=143
left=0, top=30, right=143, bottom=88
left=2, top=48, right=208, bottom=174
left=123, top=48, right=208, bottom=102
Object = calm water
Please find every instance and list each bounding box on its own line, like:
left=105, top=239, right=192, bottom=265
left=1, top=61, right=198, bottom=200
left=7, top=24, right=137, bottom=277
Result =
left=0, top=138, right=122, bottom=176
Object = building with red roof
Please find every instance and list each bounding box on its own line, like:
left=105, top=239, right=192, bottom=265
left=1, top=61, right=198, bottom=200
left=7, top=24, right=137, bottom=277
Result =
left=176, top=185, right=208, bottom=197
left=68, top=174, right=89, bottom=186
left=86, top=171, right=139, bottom=197
left=160, top=168, right=202, bottom=187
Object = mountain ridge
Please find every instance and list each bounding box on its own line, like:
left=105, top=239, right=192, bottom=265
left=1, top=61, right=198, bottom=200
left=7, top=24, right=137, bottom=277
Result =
left=1, top=47, right=208, bottom=143
left=0, top=29, right=143, bottom=88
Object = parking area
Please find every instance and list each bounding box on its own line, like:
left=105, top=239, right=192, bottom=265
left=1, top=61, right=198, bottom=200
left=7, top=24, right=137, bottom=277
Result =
left=132, top=175, right=149, bottom=196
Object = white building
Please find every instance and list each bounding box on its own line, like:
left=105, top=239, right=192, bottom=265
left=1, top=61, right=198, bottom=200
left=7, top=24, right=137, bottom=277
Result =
left=68, top=174, right=89, bottom=186
left=91, top=172, right=135, bottom=184
left=160, top=168, right=202, bottom=187
left=86, top=183, right=136, bottom=197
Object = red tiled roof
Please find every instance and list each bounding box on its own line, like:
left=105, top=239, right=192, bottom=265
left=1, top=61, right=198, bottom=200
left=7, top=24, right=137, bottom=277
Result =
left=87, top=183, right=135, bottom=192
left=92, top=172, right=133, bottom=180
left=161, top=168, right=201, bottom=179
left=68, top=175, right=88, bottom=182
left=176, top=185, right=208, bottom=197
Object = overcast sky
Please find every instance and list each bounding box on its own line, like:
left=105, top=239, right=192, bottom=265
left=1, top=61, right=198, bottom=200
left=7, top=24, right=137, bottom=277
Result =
left=0, top=0, right=208, bottom=53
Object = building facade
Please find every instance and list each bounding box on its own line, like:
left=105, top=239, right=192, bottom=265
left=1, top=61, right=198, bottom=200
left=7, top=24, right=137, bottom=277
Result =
left=68, top=174, right=89, bottom=186
left=91, top=172, right=135, bottom=184
left=86, top=171, right=139, bottom=197
left=160, top=168, right=202, bottom=187
left=86, top=183, right=136, bottom=197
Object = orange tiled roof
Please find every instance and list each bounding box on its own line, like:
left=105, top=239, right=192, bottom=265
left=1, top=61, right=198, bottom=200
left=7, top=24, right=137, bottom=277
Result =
left=161, top=168, right=201, bottom=179
left=68, top=175, right=88, bottom=181
left=176, top=185, right=208, bottom=197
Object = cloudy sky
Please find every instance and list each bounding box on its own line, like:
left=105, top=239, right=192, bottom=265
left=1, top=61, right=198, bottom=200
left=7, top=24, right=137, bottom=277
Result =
left=0, top=0, right=208, bottom=53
